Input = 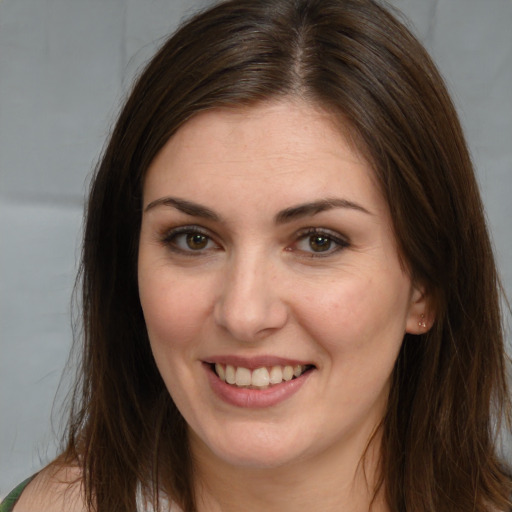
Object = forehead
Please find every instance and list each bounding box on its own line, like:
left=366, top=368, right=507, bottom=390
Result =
left=143, top=100, right=384, bottom=215
left=156, top=101, right=365, bottom=166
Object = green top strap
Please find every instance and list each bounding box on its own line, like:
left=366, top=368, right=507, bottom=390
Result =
left=0, top=475, right=38, bottom=512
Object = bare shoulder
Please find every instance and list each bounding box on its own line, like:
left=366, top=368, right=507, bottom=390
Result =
left=13, top=464, right=88, bottom=512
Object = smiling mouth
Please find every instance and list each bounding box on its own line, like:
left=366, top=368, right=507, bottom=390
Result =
left=211, top=363, right=315, bottom=389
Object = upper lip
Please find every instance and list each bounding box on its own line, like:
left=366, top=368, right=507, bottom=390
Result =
left=203, top=355, right=315, bottom=370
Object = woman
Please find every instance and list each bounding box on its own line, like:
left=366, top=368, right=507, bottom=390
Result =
left=3, top=0, right=511, bottom=510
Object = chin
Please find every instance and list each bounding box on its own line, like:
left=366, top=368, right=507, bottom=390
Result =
left=214, top=444, right=304, bottom=470
left=192, top=422, right=311, bottom=470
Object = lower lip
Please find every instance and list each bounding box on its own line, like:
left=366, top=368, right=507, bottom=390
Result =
left=204, top=364, right=312, bottom=408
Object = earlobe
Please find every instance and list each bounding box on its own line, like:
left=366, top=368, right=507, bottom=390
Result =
left=405, top=285, right=434, bottom=334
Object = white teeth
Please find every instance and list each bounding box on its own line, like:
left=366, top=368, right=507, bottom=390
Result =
left=252, top=367, right=270, bottom=387
left=215, top=363, right=226, bottom=382
left=269, top=366, right=283, bottom=384
left=283, top=365, right=294, bottom=381
left=225, top=364, right=236, bottom=384
left=235, top=367, right=251, bottom=386
left=214, top=363, right=309, bottom=388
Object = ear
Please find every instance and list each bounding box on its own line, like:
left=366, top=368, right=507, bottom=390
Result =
left=405, top=283, right=435, bottom=334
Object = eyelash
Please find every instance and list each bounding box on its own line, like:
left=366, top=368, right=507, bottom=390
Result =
left=292, top=227, right=349, bottom=257
left=160, top=226, right=349, bottom=257
left=160, top=226, right=219, bottom=256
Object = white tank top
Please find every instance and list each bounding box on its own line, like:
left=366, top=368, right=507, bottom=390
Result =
left=136, top=484, right=184, bottom=512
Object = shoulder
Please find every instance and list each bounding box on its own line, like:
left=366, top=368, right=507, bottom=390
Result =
left=11, top=464, right=87, bottom=512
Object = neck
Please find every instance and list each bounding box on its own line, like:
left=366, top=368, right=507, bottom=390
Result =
left=191, top=427, right=388, bottom=512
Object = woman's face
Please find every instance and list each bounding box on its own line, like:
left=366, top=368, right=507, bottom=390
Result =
left=138, top=100, right=427, bottom=471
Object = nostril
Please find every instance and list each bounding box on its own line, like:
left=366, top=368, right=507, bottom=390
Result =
left=212, top=272, right=289, bottom=341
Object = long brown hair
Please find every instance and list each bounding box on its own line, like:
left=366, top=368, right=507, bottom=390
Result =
left=57, top=0, right=512, bottom=510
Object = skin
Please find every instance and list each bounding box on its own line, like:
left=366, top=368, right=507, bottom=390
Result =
left=13, top=465, right=84, bottom=512
left=13, top=100, right=431, bottom=512
left=137, top=100, right=430, bottom=512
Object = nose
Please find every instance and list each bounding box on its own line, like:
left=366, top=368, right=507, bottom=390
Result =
left=213, top=254, right=289, bottom=342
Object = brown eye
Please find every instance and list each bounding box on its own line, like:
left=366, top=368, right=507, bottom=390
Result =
left=186, top=233, right=209, bottom=250
left=309, top=235, right=332, bottom=252
left=293, top=228, right=349, bottom=257
left=162, top=227, right=219, bottom=254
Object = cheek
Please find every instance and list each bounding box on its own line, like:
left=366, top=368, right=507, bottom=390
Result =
left=138, top=268, right=215, bottom=409
left=138, top=267, right=212, bottom=349
left=297, top=272, right=410, bottom=360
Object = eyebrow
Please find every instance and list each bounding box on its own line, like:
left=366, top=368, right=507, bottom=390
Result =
left=144, top=197, right=220, bottom=221
left=144, top=196, right=371, bottom=223
left=274, top=198, right=372, bottom=224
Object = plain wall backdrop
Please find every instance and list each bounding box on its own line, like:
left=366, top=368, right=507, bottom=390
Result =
left=1, top=0, right=511, bottom=498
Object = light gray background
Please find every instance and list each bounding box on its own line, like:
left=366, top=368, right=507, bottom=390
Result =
left=1, top=0, right=511, bottom=498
